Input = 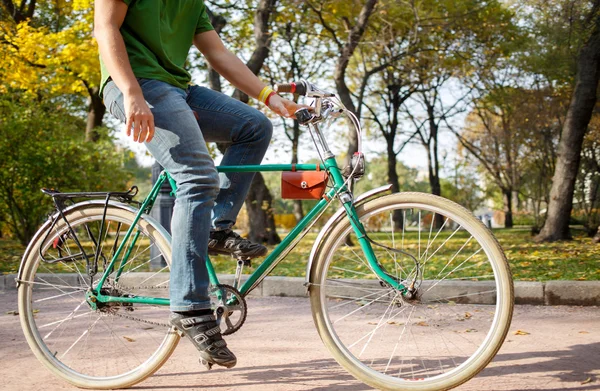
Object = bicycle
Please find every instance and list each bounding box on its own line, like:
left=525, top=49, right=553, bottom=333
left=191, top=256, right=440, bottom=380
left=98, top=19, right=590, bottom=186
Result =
left=16, top=80, right=514, bottom=391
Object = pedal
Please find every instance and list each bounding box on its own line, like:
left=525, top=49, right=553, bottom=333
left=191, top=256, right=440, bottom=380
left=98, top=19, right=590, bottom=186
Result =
left=232, top=254, right=251, bottom=267
left=200, top=358, right=213, bottom=370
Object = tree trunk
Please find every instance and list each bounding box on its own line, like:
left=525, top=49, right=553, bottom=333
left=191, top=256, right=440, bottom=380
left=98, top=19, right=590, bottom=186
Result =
left=232, top=0, right=277, bottom=103
left=425, top=143, right=442, bottom=197
left=292, top=201, right=304, bottom=224
left=502, top=189, right=514, bottom=229
left=425, top=143, right=444, bottom=228
left=3, top=0, right=36, bottom=24
left=593, top=225, right=600, bottom=243
left=206, top=9, right=226, bottom=92
left=228, top=0, right=280, bottom=243
left=512, top=190, right=520, bottom=213
left=245, top=172, right=281, bottom=245
left=386, top=141, right=402, bottom=229
left=536, top=9, right=600, bottom=242
left=85, top=87, right=105, bottom=142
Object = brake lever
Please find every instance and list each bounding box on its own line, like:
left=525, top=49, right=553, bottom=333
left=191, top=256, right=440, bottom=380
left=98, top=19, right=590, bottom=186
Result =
left=303, top=79, right=336, bottom=98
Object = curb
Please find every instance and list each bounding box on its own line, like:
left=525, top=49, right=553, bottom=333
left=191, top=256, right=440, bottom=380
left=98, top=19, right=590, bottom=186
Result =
left=3, top=274, right=599, bottom=306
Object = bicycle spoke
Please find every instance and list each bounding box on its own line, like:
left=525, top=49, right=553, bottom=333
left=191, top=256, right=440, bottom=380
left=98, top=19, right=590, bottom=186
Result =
left=318, top=196, right=511, bottom=387
left=332, top=288, right=396, bottom=325
left=60, top=316, right=102, bottom=359
left=384, top=306, right=415, bottom=374
left=22, top=208, right=175, bottom=383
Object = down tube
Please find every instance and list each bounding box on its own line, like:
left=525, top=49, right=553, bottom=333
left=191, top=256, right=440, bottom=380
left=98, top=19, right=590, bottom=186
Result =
left=238, top=195, right=332, bottom=296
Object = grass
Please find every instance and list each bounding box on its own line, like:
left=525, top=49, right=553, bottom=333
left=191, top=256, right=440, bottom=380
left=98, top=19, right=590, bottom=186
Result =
left=2, top=228, right=599, bottom=281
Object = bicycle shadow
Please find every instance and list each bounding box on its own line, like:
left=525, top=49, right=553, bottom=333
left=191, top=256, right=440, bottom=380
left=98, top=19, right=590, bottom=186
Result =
left=134, top=343, right=600, bottom=390
left=477, top=341, right=600, bottom=389
left=138, top=358, right=368, bottom=390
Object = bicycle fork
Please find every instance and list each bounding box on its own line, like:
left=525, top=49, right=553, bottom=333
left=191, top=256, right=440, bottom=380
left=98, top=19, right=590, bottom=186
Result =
left=324, top=158, right=407, bottom=293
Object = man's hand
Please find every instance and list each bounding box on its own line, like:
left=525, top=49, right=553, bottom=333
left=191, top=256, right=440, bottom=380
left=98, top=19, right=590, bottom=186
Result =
left=268, top=94, right=307, bottom=119
left=124, top=93, right=155, bottom=143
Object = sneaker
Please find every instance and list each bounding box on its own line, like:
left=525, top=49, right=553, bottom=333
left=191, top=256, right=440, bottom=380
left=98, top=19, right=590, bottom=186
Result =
left=169, top=313, right=237, bottom=369
left=208, top=229, right=268, bottom=259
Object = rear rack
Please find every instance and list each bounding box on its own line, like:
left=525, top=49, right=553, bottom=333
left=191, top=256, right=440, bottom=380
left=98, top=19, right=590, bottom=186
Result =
left=38, top=186, right=141, bottom=286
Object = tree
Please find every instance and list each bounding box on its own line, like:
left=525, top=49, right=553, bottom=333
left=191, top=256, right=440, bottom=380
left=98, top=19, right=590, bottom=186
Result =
left=352, top=1, right=423, bottom=227
left=0, top=94, right=130, bottom=245
left=536, top=0, right=600, bottom=241
left=307, top=0, right=378, bottom=162
left=398, top=0, right=516, bottom=212
left=574, top=114, right=600, bottom=236
left=441, top=156, right=488, bottom=212
left=453, top=85, right=560, bottom=228
left=0, top=0, right=105, bottom=141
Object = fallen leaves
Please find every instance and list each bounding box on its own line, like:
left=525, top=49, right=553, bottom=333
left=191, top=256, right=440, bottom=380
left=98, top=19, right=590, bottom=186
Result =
left=514, top=330, right=530, bottom=336
left=581, top=377, right=593, bottom=385
left=387, top=321, right=404, bottom=326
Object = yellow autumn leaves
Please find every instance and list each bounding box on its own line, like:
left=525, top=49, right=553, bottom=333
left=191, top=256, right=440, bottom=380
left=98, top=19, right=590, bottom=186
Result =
left=0, top=0, right=98, bottom=97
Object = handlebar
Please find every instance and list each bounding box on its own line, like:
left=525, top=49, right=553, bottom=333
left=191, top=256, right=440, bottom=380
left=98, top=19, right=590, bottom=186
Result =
left=275, top=79, right=364, bottom=179
left=275, top=79, right=335, bottom=98
left=275, top=81, right=308, bottom=96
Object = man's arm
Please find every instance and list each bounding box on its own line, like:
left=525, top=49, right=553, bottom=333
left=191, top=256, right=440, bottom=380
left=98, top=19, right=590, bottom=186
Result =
left=193, top=30, right=300, bottom=118
left=94, top=0, right=154, bottom=143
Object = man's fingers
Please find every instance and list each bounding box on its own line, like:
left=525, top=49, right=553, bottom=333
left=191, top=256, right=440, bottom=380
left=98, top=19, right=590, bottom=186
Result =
left=125, top=116, right=133, bottom=137
left=146, top=118, right=155, bottom=142
left=274, top=102, right=289, bottom=117
left=138, top=120, right=148, bottom=144
left=133, top=116, right=142, bottom=142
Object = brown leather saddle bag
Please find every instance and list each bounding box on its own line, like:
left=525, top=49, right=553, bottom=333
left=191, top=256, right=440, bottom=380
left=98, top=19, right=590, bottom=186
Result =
left=281, top=164, right=329, bottom=200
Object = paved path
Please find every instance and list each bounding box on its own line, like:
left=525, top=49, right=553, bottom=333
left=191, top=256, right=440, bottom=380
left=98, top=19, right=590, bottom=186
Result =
left=1, top=290, right=598, bottom=391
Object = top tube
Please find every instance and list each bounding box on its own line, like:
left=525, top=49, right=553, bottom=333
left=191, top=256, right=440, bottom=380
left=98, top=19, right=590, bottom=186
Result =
left=215, top=164, right=324, bottom=173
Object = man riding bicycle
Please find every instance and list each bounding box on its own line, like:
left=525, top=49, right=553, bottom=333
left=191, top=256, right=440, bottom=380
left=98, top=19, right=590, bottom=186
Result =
left=95, top=0, right=301, bottom=369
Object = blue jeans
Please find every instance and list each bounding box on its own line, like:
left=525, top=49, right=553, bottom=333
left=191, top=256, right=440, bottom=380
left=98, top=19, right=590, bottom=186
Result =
left=103, top=79, right=272, bottom=311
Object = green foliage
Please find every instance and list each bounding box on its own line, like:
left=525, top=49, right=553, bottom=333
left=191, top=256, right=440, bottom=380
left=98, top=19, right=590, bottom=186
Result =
left=512, top=212, right=538, bottom=226
left=175, top=228, right=600, bottom=280
left=515, top=0, right=597, bottom=86
left=354, top=155, right=430, bottom=195
left=440, top=159, right=487, bottom=212
left=0, top=94, right=131, bottom=245
left=2, top=228, right=598, bottom=280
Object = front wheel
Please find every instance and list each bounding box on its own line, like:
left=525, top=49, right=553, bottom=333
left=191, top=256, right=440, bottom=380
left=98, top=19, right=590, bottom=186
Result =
left=310, top=192, right=513, bottom=391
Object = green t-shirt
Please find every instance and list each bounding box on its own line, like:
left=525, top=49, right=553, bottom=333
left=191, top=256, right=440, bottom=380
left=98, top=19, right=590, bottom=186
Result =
left=99, top=0, right=214, bottom=96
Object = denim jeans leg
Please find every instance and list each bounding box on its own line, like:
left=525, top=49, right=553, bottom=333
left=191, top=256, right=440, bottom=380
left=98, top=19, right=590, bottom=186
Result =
left=103, top=79, right=219, bottom=312
left=185, top=85, right=273, bottom=231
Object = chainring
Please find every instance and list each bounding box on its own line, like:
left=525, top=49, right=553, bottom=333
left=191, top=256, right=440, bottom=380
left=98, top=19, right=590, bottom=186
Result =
left=210, top=284, right=247, bottom=336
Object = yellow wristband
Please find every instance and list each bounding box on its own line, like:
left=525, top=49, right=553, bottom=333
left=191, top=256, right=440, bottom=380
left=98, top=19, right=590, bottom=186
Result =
left=258, top=86, right=274, bottom=104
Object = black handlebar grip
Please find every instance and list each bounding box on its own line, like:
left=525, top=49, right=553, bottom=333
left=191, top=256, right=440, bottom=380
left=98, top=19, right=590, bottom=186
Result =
left=295, top=108, right=314, bottom=125
left=275, top=81, right=308, bottom=96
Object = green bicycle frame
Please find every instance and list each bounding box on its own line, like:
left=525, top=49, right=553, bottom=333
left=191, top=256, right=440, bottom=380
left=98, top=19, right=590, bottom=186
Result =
left=92, top=161, right=405, bottom=307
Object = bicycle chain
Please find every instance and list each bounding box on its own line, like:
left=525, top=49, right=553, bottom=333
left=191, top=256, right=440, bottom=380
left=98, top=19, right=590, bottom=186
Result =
left=109, top=279, right=169, bottom=292
left=101, top=279, right=172, bottom=328
left=110, top=310, right=172, bottom=328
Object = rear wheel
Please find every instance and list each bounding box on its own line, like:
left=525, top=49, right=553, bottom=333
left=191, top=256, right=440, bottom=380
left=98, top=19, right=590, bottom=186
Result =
left=310, top=193, right=513, bottom=390
left=18, top=204, right=179, bottom=389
